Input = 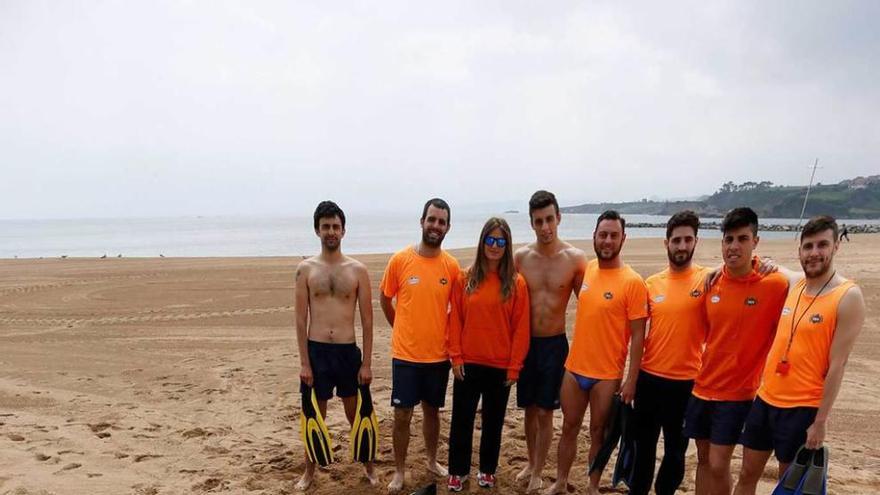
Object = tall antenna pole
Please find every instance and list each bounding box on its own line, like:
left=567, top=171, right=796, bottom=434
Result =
left=795, top=158, right=820, bottom=237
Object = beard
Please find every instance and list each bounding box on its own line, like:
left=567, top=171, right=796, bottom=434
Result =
left=422, top=229, right=446, bottom=248
left=594, top=241, right=622, bottom=261
left=801, top=256, right=832, bottom=279
left=668, top=247, right=695, bottom=268
left=321, top=237, right=341, bottom=252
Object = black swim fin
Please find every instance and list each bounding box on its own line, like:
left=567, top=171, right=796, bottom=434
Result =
left=300, top=385, right=334, bottom=466
left=796, top=446, right=828, bottom=495
left=772, top=445, right=811, bottom=495
left=611, top=400, right=636, bottom=488
left=350, top=384, right=379, bottom=463
left=409, top=483, right=437, bottom=495
left=588, top=396, right=623, bottom=476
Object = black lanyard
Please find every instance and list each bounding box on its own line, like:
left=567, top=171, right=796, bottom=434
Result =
left=781, top=271, right=835, bottom=364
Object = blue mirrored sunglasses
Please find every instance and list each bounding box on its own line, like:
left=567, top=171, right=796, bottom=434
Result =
left=484, top=236, right=507, bottom=248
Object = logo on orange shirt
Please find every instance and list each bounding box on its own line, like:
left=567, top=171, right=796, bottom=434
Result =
left=653, top=295, right=666, bottom=303
left=810, top=314, right=823, bottom=324
left=782, top=307, right=792, bottom=316
left=691, top=289, right=702, bottom=297
left=440, top=278, right=448, bottom=285
left=604, top=292, right=613, bottom=300
left=711, top=295, right=720, bottom=304
left=745, top=297, right=757, bottom=306
left=408, top=276, right=420, bottom=285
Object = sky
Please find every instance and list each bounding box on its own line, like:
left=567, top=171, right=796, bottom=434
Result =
left=1, top=0, right=878, bottom=219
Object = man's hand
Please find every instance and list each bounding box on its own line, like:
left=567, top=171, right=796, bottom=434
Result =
left=452, top=364, right=465, bottom=381
left=805, top=420, right=826, bottom=449
left=300, top=364, right=314, bottom=387
left=757, top=256, right=779, bottom=276
left=619, top=379, right=636, bottom=405
left=358, top=364, right=373, bottom=385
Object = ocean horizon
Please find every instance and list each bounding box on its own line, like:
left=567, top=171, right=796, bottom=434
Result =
left=2, top=213, right=877, bottom=260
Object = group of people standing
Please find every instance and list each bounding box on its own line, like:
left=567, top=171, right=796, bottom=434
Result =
left=294, top=191, right=865, bottom=495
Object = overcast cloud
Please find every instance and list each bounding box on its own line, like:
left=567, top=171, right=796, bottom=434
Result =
left=1, top=0, right=878, bottom=219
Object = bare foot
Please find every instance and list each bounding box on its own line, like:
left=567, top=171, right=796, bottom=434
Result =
left=543, top=479, right=566, bottom=495
left=425, top=460, right=448, bottom=477
left=527, top=475, right=544, bottom=492
left=585, top=485, right=600, bottom=495
left=387, top=470, right=405, bottom=493
left=516, top=465, right=533, bottom=483
left=295, top=470, right=314, bottom=491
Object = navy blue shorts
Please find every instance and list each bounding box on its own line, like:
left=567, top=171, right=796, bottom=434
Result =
left=300, top=340, right=361, bottom=401
left=683, top=395, right=753, bottom=445
left=391, top=358, right=450, bottom=408
left=739, top=396, right=818, bottom=463
left=516, top=334, right=569, bottom=410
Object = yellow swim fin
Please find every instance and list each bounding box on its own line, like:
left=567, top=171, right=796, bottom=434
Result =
left=350, top=384, right=379, bottom=463
left=300, top=385, right=334, bottom=466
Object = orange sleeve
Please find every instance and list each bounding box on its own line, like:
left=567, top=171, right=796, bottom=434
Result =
left=626, top=275, right=649, bottom=321
left=447, top=272, right=466, bottom=366
left=380, top=254, right=399, bottom=298
left=507, top=276, right=532, bottom=381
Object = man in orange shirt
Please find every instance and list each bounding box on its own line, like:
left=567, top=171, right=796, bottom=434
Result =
left=683, top=207, right=788, bottom=495
left=548, top=210, right=649, bottom=495
left=631, top=210, right=708, bottom=495
left=734, top=216, right=866, bottom=495
left=380, top=198, right=462, bottom=493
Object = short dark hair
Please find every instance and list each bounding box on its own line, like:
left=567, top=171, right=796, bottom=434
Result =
left=595, top=210, right=625, bottom=234
left=666, top=210, right=700, bottom=239
left=528, top=190, right=559, bottom=218
left=721, top=207, right=758, bottom=236
left=313, top=200, right=346, bottom=231
left=801, top=215, right=839, bottom=242
left=421, top=198, right=451, bottom=224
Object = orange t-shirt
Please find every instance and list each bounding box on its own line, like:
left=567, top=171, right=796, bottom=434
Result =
left=566, top=259, right=649, bottom=380
left=447, top=271, right=531, bottom=380
left=380, top=246, right=461, bottom=363
left=641, top=265, right=709, bottom=381
left=759, top=279, right=856, bottom=408
left=693, top=260, right=788, bottom=402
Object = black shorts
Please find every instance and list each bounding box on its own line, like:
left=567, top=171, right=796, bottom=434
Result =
left=300, top=340, right=361, bottom=401
left=391, top=358, right=450, bottom=408
left=683, top=395, right=753, bottom=445
left=516, top=334, right=569, bottom=410
left=739, top=396, right=818, bottom=463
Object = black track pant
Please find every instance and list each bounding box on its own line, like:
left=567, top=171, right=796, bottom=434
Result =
left=448, top=364, right=511, bottom=476
left=630, top=370, right=694, bottom=495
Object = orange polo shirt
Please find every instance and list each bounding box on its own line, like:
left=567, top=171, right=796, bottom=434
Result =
left=641, top=265, right=709, bottom=381
left=759, top=279, right=856, bottom=408
left=566, top=259, right=649, bottom=380
left=693, top=259, right=788, bottom=402
left=447, top=271, right=531, bottom=380
left=380, top=246, right=461, bottom=363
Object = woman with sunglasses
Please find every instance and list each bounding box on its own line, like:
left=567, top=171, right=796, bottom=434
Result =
left=447, top=217, right=531, bottom=491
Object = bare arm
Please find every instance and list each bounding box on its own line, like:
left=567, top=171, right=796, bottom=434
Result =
left=294, top=263, right=313, bottom=386
left=620, top=317, right=647, bottom=404
left=806, top=286, right=866, bottom=448
left=571, top=249, right=587, bottom=298
left=356, top=263, right=374, bottom=385
left=379, top=292, right=396, bottom=327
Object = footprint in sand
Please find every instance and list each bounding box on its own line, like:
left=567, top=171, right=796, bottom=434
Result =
left=7, top=434, right=25, bottom=442
left=133, top=454, right=163, bottom=463
left=35, top=453, right=51, bottom=461
left=54, top=463, right=82, bottom=474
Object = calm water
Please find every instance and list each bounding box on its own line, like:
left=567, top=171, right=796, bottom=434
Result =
left=2, top=213, right=877, bottom=259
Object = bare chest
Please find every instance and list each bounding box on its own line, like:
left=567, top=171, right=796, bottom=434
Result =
left=308, top=268, right=358, bottom=299
left=521, top=258, right=576, bottom=295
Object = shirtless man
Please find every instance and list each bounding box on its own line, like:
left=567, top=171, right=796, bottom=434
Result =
left=514, top=190, right=587, bottom=492
left=295, top=201, right=375, bottom=491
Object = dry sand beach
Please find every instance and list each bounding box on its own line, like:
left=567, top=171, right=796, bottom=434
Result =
left=0, top=236, right=877, bottom=495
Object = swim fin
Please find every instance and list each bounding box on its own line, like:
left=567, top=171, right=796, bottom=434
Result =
left=611, top=400, right=636, bottom=488
left=409, top=483, right=437, bottom=495
left=772, top=446, right=811, bottom=495
left=589, top=396, right=623, bottom=476
left=300, top=385, right=334, bottom=466
left=797, top=446, right=828, bottom=495
left=350, top=384, right=379, bottom=463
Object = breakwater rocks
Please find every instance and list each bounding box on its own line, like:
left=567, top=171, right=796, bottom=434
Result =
left=627, top=222, right=880, bottom=234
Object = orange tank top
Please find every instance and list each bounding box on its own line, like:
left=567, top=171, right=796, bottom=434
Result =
left=758, top=278, right=856, bottom=408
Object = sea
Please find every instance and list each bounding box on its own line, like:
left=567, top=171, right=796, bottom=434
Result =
left=2, top=213, right=878, bottom=259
